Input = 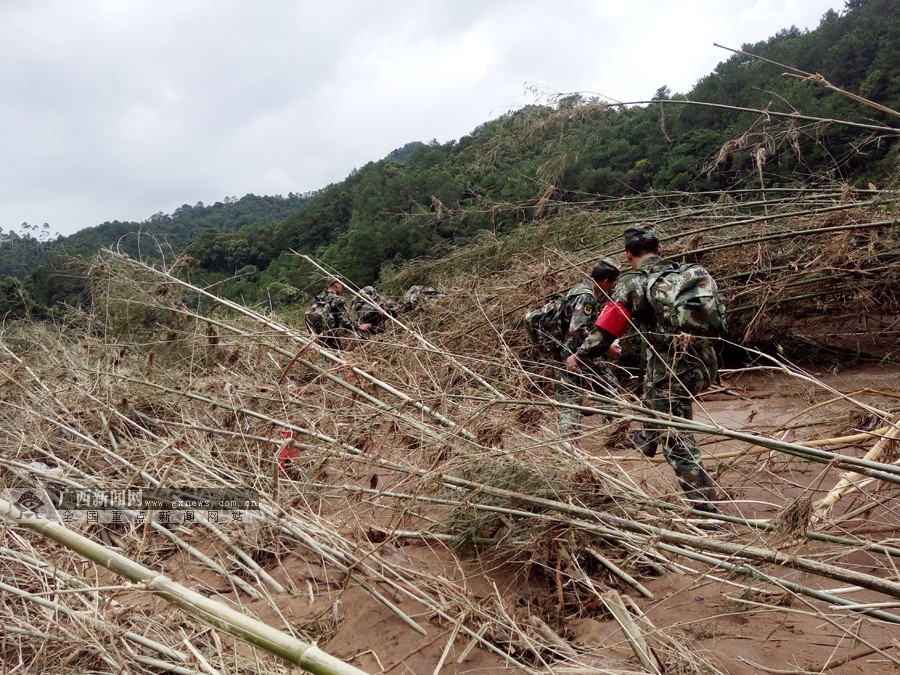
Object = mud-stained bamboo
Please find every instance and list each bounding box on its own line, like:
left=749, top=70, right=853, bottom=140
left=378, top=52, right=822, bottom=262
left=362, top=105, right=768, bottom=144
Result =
left=0, top=498, right=370, bottom=675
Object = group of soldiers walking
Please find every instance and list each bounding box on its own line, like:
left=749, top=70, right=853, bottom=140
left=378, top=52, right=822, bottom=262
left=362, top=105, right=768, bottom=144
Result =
left=305, top=224, right=723, bottom=514
left=561, top=224, right=722, bottom=513
left=304, top=279, right=437, bottom=350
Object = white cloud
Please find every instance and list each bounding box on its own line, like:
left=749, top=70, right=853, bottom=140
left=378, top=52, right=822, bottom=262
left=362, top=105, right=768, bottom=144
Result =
left=0, top=0, right=846, bottom=236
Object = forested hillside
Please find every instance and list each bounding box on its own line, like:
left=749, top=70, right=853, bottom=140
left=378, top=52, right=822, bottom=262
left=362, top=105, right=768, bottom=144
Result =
left=5, top=0, right=899, bottom=315
left=0, top=193, right=310, bottom=309
left=61, top=193, right=313, bottom=258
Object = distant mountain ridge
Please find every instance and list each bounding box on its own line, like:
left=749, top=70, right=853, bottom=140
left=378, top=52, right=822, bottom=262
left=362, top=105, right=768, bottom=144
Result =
left=0, top=193, right=312, bottom=282
left=64, top=193, right=314, bottom=257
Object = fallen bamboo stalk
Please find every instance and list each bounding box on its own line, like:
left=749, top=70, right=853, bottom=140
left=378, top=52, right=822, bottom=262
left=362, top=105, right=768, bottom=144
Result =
left=634, top=96, right=899, bottom=133
left=0, top=498, right=370, bottom=675
left=784, top=71, right=900, bottom=120
left=131, top=656, right=205, bottom=675
left=600, top=590, right=662, bottom=674
left=371, top=529, right=503, bottom=546
left=585, top=548, right=654, bottom=599
left=828, top=601, right=900, bottom=610
left=816, top=416, right=900, bottom=513
left=0, top=625, right=59, bottom=641
left=653, top=541, right=900, bottom=624
left=713, top=41, right=900, bottom=120
left=685, top=218, right=897, bottom=259
left=630, top=426, right=893, bottom=463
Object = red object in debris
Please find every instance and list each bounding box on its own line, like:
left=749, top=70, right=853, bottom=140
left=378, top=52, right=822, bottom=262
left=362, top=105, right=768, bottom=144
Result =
left=279, top=445, right=299, bottom=472
left=277, top=422, right=302, bottom=472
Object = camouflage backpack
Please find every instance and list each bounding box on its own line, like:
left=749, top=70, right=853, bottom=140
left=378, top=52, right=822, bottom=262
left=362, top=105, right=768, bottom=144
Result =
left=644, top=262, right=727, bottom=338
left=401, top=285, right=441, bottom=312
left=524, top=287, right=592, bottom=354
left=354, top=286, right=397, bottom=316
left=380, top=298, right=400, bottom=318
left=304, top=295, right=336, bottom=335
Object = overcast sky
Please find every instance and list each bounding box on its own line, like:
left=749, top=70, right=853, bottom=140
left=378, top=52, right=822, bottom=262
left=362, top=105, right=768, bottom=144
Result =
left=1, top=0, right=846, bottom=237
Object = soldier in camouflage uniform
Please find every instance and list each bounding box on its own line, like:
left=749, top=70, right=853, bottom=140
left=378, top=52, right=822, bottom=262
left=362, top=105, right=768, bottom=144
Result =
left=557, top=258, right=622, bottom=438
left=566, top=225, right=720, bottom=512
left=352, top=286, right=400, bottom=336
left=306, top=279, right=371, bottom=350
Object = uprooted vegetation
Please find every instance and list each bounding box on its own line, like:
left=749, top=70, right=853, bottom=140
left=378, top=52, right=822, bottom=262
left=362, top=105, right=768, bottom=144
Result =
left=2, top=187, right=900, bottom=674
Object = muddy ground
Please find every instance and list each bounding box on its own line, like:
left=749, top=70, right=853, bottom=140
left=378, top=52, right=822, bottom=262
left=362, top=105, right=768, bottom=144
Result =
left=120, top=358, right=900, bottom=675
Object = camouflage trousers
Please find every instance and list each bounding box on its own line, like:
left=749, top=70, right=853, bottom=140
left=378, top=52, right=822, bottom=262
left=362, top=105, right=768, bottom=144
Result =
left=557, top=362, right=620, bottom=438
left=642, top=365, right=719, bottom=507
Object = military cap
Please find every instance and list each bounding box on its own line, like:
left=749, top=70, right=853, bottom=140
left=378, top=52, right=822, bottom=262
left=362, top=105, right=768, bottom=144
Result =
left=623, top=224, right=658, bottom=247
left=360, top=285, right=376, bottom=296
left=593, top=256, right=619, bottom=274
left=590, top=256, right=620, bottom=282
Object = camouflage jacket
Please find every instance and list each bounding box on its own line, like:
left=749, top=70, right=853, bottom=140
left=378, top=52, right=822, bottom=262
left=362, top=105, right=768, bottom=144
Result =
left=576, top=256, right=717, bottom=385
left=316, top=290, right=355, bottom=332
left=352, top=289, right=399, bottom=329
left=559, top=280, right=600, bottom=357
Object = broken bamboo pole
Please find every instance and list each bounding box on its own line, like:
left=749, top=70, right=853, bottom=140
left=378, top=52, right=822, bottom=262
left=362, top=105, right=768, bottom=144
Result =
left=816, top=416, right=900, bottom=513
left=0, top=498, right=369, bottom=675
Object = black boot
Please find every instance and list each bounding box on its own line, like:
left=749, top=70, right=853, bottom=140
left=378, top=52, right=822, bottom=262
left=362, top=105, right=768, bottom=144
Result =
left=690, top=501, right=720, bottom=515
left=624, top=431, right=658, bottom=458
